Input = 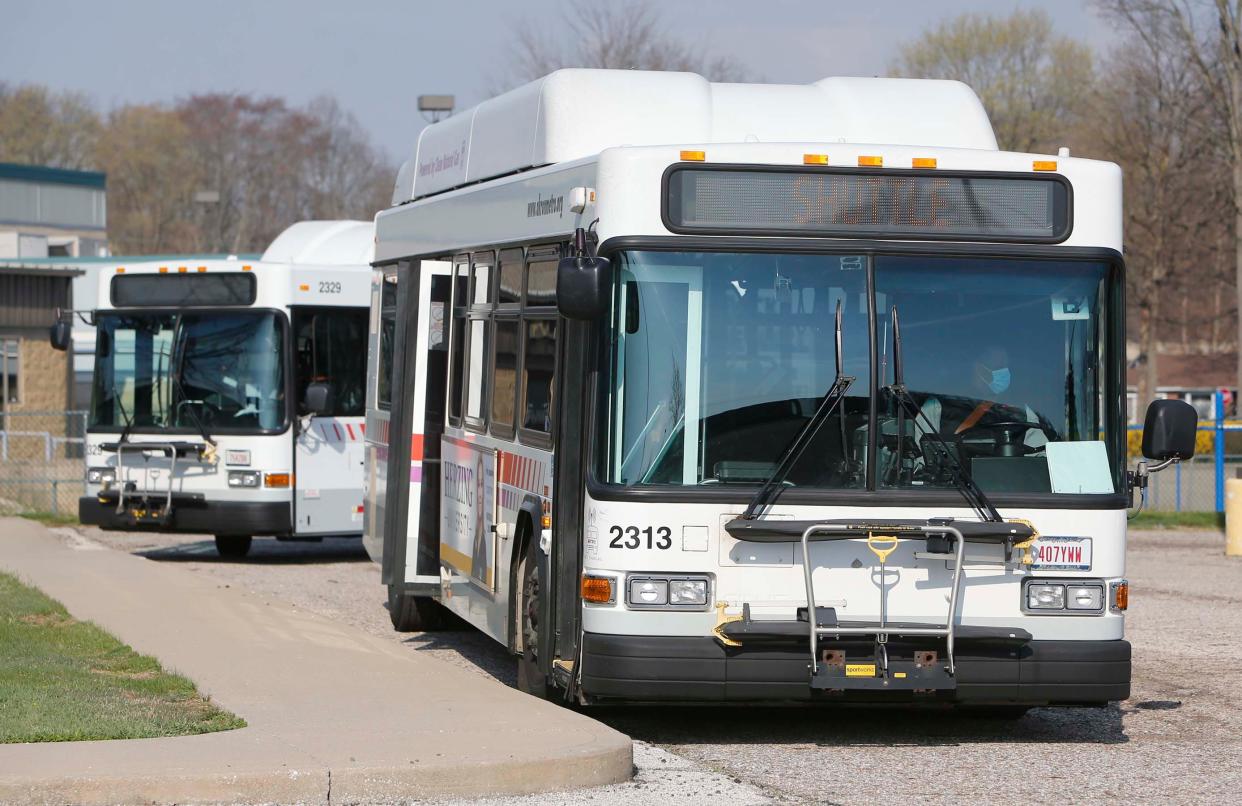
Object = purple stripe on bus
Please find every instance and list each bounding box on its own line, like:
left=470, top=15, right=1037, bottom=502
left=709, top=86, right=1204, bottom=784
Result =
left=410, top=465, right=422, bottom=483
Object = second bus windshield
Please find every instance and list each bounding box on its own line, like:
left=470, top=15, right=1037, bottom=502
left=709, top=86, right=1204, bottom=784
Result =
left=605, top=250, right=1117, bottom=496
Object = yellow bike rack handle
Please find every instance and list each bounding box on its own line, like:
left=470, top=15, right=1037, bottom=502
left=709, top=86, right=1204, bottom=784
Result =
left=866, top=532, right=899, bottom=563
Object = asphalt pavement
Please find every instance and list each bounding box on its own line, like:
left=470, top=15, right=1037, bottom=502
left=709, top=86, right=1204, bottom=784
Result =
left=71, top=525, right=1242, bottom=804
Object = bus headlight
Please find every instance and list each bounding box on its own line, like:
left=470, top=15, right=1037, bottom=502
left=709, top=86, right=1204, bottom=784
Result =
left=1023, top=578, right=1106, bottom=614
left=669, top=579, right=708, bottom=606
left=1066, top=584, right=1104, bottom=611
left=1026, top=583, right=1065, bottom=610
left=86, top=467, right=116, bottom=485
left=228, top=470, right=261, bottom=488
left=625, top=574, right=711, bottom=610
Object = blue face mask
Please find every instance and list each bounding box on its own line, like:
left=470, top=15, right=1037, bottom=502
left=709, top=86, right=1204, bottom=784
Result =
left=988, top=367, right=1011, bottom=394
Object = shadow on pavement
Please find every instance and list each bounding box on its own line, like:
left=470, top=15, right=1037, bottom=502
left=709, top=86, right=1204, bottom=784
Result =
left=138, top=537, right=370, bottom=565
left=596, top=702, right=1128, bottom=746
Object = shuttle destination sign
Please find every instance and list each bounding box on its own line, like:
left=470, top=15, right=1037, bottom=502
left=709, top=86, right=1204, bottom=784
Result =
left=665, top=167, right=1069, bottom=242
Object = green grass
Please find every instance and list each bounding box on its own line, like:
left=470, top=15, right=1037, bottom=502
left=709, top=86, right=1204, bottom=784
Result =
left=0, top=572, right=245, bottom=743
left=19, top=511, right=80, bottom=528
left=1129, top=510, right=1225, bottom=531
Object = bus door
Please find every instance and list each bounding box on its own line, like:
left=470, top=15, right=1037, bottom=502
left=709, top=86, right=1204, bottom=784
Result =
left=292, top=306, right=369, bottom=535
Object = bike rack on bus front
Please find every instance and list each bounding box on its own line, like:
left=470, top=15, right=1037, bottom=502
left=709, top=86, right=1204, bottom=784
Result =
left=799, top=523, right=965, bottom=690
left=103, top=441, right=209, bottom=525
left=722, top=517, right=1035, bottom=692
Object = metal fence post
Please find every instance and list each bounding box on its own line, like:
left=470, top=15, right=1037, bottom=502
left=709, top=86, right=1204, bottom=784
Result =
left=1175, top=461, right=1182, bottom=512
left=1216, top=390, right=1226, bottom=514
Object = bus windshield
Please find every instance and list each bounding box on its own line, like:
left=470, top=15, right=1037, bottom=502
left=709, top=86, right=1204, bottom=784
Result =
left=603, top=251, right=1119, bottom=496
left=90, top=311, right=285, bottom=433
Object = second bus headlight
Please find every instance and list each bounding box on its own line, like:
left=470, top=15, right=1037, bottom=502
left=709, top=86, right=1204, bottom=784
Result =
left=1027, top=583, right=1066, bottom=610
left=86, top=467, right=116, bottom=485
left=228, top=470, right=261, bottom=488
left=669, top=579, right=708, bottom=606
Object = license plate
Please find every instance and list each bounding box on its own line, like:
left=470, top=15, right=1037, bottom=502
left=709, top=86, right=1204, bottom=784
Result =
left=1031, top=536, right=1092, bottom=571
left=225, top=449, right=251, bottom=466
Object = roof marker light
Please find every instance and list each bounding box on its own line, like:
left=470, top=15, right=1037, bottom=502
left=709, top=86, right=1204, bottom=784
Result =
left=242, top=265, right=253, bottom=272
left=197, top=266, right=207, bottom=272
left=803, top=153, right=829, bottom=165
left=178, top=266, right=188, bottom=273
left=158, top=267, right=168, bottom=274
left=912, top=157, right=937, bottom=169
left=680, top=150, right=706, bottom=161
left=298, top=283, right=310, bottom=291
left=858, top=155, right=883, bottom=167
left=1033, top=160, right=1057, bottom=171
left=116, top=268, right=125, bottom=273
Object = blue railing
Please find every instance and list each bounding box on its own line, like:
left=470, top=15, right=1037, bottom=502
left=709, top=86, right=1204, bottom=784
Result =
left=1128, top=390, right=1242, bottom=513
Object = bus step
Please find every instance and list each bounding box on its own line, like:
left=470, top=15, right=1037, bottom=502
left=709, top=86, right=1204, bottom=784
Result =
left=811, top=658, right=956, bottom=691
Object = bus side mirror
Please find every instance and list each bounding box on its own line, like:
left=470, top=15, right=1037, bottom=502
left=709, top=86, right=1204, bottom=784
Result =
left=49, top=320, right=71, bottom=352
left=1141, top=399, right=1197, bottom=462
left=557, top=255, right=611, bottom=320
left=304, top=382, right=335, bottom=417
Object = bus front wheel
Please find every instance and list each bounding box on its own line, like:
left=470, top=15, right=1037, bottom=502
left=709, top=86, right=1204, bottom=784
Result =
left=516, top=548, right=550, bottom=698
left=215, top=535, right=252, bottom=558
left=387, top=584, right=445, bottom=632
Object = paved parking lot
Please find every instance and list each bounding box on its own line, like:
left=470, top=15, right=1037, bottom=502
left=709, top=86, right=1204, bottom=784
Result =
left=73, top=526, right=1242, bottom=804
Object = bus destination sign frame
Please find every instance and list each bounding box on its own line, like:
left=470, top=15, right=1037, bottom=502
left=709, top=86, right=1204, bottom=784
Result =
left=663, top=164, right=1072, bottom=244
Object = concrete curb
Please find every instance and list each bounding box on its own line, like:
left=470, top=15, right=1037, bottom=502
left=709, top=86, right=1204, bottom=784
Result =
left=0, top=518, right=632, bottom=804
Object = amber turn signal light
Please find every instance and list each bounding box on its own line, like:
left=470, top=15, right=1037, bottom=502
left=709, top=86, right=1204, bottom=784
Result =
left=581, top=575, right=615, bottom=604
left=264, top=472, right=293, bottom=488
left=1111, top=580, right=1129, bottom=611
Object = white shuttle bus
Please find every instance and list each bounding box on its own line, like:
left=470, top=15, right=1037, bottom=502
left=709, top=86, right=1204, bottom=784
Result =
left=58, top=221, right=374, bottom=558
left=371, top=70, right=1197, bottom=707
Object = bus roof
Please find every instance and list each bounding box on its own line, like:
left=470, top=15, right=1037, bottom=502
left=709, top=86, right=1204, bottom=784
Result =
left=395, top=69, right=997, bottom=203
left=260, top=220, right=374, bottom=265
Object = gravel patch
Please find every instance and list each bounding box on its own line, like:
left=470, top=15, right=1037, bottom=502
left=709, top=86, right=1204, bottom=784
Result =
left=66, top=526, right=1242, bottom=804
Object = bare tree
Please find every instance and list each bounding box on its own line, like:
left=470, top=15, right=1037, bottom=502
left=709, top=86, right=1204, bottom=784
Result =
left=1083, top=29, right=1229, bottom=410
left=890, top=9, right=1094, bottom=153
left=496, top=0, right=748, bottom=92
left=1096, top=0, right=1242, bottom=403
left=0, top=83, right=101, bottom=170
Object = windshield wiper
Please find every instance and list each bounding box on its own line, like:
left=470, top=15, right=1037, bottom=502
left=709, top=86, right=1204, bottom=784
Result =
left=742, top=300, right=854, bottom=520
left=886, top=305, right=1002, bottom=524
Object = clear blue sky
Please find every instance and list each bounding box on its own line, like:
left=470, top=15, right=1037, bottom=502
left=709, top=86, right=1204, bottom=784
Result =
left=0, top=0, right=1115, bottom=163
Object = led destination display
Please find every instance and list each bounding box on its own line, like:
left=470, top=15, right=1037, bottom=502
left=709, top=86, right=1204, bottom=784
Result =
left=665, top=167, right=1069, bottom=242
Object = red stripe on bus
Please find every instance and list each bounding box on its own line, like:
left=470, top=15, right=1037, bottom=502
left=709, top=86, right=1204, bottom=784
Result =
left=411, top=434, right=424, bottom=461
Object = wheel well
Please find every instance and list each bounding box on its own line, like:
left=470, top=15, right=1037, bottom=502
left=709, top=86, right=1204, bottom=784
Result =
left=507, top=507, right=539, bottom=653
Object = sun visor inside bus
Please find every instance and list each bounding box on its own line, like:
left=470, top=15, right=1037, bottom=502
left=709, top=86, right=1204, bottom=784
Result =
left=110, top=273, right=257, bottom=307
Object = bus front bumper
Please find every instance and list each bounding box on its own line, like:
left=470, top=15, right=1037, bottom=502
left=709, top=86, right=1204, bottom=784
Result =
left=79, top=495, right=292, bottom=536
left=579, top=633, right=1130, bottom=705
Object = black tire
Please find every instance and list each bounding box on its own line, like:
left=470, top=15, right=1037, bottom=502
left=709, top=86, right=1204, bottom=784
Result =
left=215, top=535, right=252, bottom=558
left=387, top=583, right=445, bottom=632
left=516, top=547, right=551, bottom=698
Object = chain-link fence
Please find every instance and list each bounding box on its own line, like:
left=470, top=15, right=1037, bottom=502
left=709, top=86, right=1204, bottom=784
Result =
left=1, top=406, right=1235, bottom=518
left=0, top=410, right=87, bottom=516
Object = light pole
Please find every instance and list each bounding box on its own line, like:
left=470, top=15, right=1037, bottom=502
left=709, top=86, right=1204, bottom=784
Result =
left=418, top=95, right=455, bottom=124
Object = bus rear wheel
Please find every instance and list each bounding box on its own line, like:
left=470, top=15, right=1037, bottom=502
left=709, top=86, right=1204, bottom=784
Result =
left=215, top=535, right=252, bottom=558
left=387, top=584, right=445, bottom=632
left=516, top=548, right=550, bottom=698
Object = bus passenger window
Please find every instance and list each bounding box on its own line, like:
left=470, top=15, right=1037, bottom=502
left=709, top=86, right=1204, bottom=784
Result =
left=525, top=258, right=557, bottom=307
left=377, top=275, right=398, bottom=411
left=465, top=318, right=489, bottom=423
left=491, top=319, right=519, bottom=433
left=498, top=249, right=523, bottom=305
left=522, top=319, right=557, bottom=433
left=448, top=261, right=468, bottom=423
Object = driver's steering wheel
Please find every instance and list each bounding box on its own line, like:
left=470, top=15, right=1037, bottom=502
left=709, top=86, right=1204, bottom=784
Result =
left=956, top=420, right=1056, bottom=457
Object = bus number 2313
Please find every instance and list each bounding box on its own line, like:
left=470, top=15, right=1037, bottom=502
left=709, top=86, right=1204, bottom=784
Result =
left=609, top=525, right=673, bottom=550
